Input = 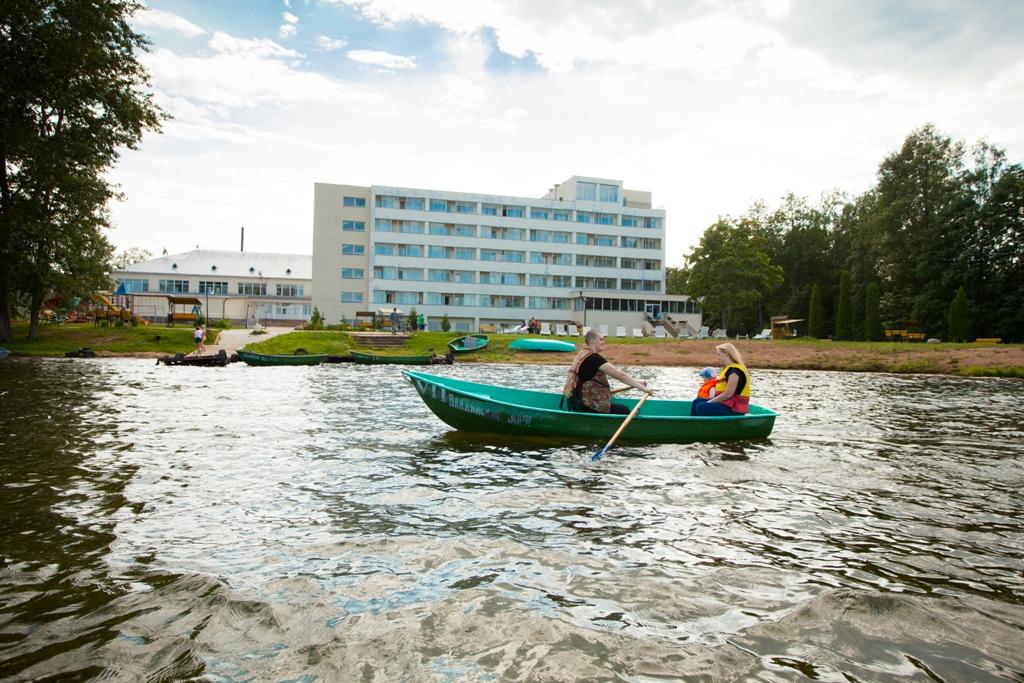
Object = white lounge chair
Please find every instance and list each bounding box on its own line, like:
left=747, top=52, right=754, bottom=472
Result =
left=753, top=328, right=772, bottom=340
left=555, top=324, right=567, bottom=336
left=598, top=324, right=609, bottom=337
left=655, top=326, right=667, bottom=338
left=615, top=325, right=626, bottom=337
left=583, top=326, right=592, bottom=337
left=712, top=328, right=728, bottom=339
left=540, top=322, right=551, bottom=335
left=632, top=328, right=643, bottom=337
left=567, top=324, right=579, bottom=336
left=697, top=326, right=710, bottom=339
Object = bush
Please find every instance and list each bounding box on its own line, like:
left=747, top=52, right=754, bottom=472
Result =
left=440, top=313, right=451, bottom=332
left=209, top=319, right=233, bottom=329
left=309, top=306, right=324, bottom=330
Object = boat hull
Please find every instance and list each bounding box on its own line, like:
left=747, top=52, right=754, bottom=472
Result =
left=404, top=370, right=777, bottom=443
left=448, top=335, right=489, bottom=353
left=352, top=351, right=433, bottom=365
left=508, top=338, right=576, bottom=352
left=237, top=350, right=327, bottom=366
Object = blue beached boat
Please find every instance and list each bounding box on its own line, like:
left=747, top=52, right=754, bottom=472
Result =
left=508, top=338, right=576, bottom=353
left=404, top=370, right=778, bottom=443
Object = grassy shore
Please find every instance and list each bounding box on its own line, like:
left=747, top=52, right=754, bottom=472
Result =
left=3, top=325, right=1022, bottom=377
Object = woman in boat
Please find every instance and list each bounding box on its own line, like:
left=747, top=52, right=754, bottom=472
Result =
left=690, top=343, right=750, bottom=416
left=563, top=329, right=651, bottom=415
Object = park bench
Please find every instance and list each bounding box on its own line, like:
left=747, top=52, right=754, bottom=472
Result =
left=975, top=337, right=1002, bottom=344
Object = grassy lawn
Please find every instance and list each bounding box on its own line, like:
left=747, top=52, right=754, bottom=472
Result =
left=1, top=322, right=198, bottom=355
left=242, top=330, right=355, bottom=356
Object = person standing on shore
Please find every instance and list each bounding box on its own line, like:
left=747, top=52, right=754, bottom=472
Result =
left=193, top=323, right=203, bottom=355
left=390, top=309, right=400, bottom=334
left=690, top=343, right=750, bottom=416
left=563, top=329, right=651, bottom=414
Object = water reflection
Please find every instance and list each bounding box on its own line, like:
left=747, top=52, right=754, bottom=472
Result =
left=0, top=358, right=1022, bottom=680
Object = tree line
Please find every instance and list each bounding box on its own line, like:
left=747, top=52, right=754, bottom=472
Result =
left=669, top=124, right=1024, bottom=343
left=0, top=0, right=163, bottom=342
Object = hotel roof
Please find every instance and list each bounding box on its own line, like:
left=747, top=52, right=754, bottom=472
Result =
left=118, top=250, right=312, bottom=280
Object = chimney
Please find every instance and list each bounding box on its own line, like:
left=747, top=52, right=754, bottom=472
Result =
left=240, top=226, right=245, bottom=252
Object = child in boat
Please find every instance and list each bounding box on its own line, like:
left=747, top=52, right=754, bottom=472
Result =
left=696, top=366, right=718, bottom=399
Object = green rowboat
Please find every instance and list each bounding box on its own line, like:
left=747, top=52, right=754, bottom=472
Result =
left=237, top=350, right=327, bottom=366
left=404, top=370, right=778, bottom=443
left=448, top=334, right=489, bottom=353
left=352, top=350, right=433, bottom=365
left=508, top=338, right=576, bottom=352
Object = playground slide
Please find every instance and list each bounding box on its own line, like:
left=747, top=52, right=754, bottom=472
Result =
left=95, top=293, right=148, bottom=324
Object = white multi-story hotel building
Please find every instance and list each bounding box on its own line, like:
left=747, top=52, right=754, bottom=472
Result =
left=312, top=176, right=700, bottom=333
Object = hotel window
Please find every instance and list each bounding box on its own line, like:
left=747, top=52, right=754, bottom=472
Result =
left=481, top=204, right=499, bottom=216
left=552, top=275, right=572, bottom=287
left=480, top=249, right=497, bottom=262
left=530, top=207, right=550, bottom=220
left=595, top=213, right=615, bottom=225
left=400, top=197, right=424, bottom=210
left=116, top=278, right=149, bottom=293
left=643, top=280, right=661, bottom=292
left=621, top=258, right=638, bottom=270
left=374, top=195, right=396, bottom=208
left=598, top=184, right=619, bottom=203
left=501, top=205, right=524, bottom=217
left=158, top=279, right=189, bottom=293
left=621, top=236, right=638, bottom=248
left=395, top=292, right=420, bottom=305
left=576, top=182, right=596, bottom=201
left=341, top=268, right=364, bottom=279
left=595, top=235, right=614, bottom=247
left=479, top=272, right=496, bottom=284
left=341, top=292, right=364, bottom=303
left=429, top=198, right=447, bottom=212
left=428, top=223, right=449, bottom=236
left=552, top=211, right=569, bottom=222
left=640, top=238, right=661, bottom=249
left=276, top=284, right=305, bottom=297
left=238, top=282, right=266, bottom=296
left=621, top=216, right=639, bottom=227
left=399, top=221, right=424, bottom=234
left=342, top=244, right=365, bottom=255
left=344, top=196, right=367, bottom=207
left=375, top=243, right=394, bottom=256
left=428, top=245, right=448, bottom=258
left=343, top=220, right=365, bottom=232
left=576, top=212, right=594, bottom=224
left=428, top=269, right=452, bottom=282
left=455, top=224, right=475, bottom=237
left=454, top=270, right=474, bottom=283
left=455, top=201, right=476, bottom=214
left=455, top=247, right=475, bottom=260
left=501, top=272, right=524, bottom=286
left=528, top=274, right=546, bottom=287
left=399, top=244, right=422, bottom=257
left=199, top=281, right=228, bottom=294
left=530, top=230, right=550, bottom=242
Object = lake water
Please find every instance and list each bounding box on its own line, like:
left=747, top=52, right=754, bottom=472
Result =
left=1, top=358, right=1022, bottom=681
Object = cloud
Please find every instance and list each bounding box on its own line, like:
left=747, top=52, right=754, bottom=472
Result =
left=346, top=49, right=417, bottom=70
left=208, top=31, right=301, bottom=58
left=133, top=7, right=205, bottom=37
left=314, top=35, right=348, bottom=51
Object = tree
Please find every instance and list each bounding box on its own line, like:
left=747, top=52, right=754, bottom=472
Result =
left=864, top=282, right=882, bottom=341
left=113, top=247, right=152, bottom=271
left=835, top=271, right=853, bottom=340
left=807, top=284, right=823, bottom=338
left=665, top=266, right=689, bottom=295
left=948, top=286, right=968, bottom=342
left=684, top=218, right=783, bottom=335
left=407, top=306, right=418, bottom=331
left=308, top=306, right=324, bottom=330
left=0, top=0, right=164, bottom=341
left=440, top=313, right=451, bottom=332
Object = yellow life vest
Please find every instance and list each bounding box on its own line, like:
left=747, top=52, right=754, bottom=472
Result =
left=714, top=363, right=750, bottom=413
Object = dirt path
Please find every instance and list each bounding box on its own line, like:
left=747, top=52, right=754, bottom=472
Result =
left=206, top=326, right=294, bottom=355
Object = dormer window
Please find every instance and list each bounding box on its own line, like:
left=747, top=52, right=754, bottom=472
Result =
left=171, top=263, right=177, bottom=270
left=249, top=267, right=255, bottom=273
left=286, top=268, right=292, bottom=275
left=211, top=265, right=217, bottom=272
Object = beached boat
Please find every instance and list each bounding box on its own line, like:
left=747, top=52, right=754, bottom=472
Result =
left=236, top=350, right=327, bottom=366
left=508, top=338, right=576, bottom=352
left=157, top=350, right=233, bottom=366
left=448, top=334, right=489, bottom=353
left=404, top=370, right=778, bottom=443
left=351, top=350, right=433, bottom=365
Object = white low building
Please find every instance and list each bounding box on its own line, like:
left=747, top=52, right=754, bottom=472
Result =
left=312, top=175, right=700, bottom=333
left=112, top=250, right=312, bottom=326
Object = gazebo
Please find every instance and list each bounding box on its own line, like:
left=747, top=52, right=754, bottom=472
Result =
left=166, top=296, right=202, bottom=326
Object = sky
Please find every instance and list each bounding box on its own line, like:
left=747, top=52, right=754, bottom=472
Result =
left=111, top=0, right=1024, bottom=265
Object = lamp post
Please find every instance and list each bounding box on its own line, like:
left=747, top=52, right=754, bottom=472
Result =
left=577, top=291, right=587, bottom=329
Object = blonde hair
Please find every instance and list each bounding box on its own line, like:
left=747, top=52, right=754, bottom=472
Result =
left=716, top=342, right=745, bottom=366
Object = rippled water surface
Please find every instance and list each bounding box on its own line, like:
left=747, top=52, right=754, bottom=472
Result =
left=1, top=358, right=1023, bottom=681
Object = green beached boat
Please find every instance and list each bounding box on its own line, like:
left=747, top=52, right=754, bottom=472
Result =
left=448, top=334, right=489, bottom=353
left=404, top=370, right=778, bottom=443
left=237, top=350, right=327, bottom=366
left=352, top=350, right=434, bottom=365
left=508, top=338, right=576, bottom=352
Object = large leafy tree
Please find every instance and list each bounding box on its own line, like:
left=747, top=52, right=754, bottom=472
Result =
left=684, top=218, right=783, bottom=335
left=872, top=124, right=973, bottom=335
left=0, top=0, right=163, bottom=340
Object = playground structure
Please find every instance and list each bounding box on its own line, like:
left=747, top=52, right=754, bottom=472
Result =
left=40, top=288, right=149, bottom=325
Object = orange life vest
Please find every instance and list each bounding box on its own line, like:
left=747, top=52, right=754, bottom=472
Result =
left=697, top=377, right=718, bottom=399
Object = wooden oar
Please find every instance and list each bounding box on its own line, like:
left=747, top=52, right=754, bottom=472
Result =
left=591, top=393, right=650, bottom=462
left=611, top=386, right=633, bottom=394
